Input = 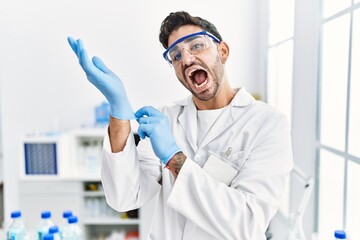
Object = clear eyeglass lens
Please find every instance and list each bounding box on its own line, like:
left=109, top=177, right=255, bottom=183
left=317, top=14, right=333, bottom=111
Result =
left=167, top=35, right=212, bottom=65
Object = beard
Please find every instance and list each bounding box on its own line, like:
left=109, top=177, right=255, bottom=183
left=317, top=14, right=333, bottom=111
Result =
left=178, top=55, right=224, bottom=101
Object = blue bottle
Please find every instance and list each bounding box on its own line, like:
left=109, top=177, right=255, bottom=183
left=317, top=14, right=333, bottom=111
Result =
left=6, top=211, right=26, bottom=240
left=334, top=230, right=346, bottom=239
left=37, top=211, right=54, bottom=240
left=42, top=233, right=54, bottom=240
left=48, top=226, right=61, bottom=240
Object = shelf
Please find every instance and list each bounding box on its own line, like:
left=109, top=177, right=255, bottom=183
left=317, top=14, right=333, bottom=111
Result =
left=82, top=218, right=140, bottom=225
left=70, top=128, right=107, bottom=138
left=19, top=175, right=101, bottom=182
left=83, top=191, right=105, bottom=197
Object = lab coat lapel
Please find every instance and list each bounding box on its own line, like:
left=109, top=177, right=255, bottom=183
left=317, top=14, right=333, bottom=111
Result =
left=178, top=97, right=198, bottom=153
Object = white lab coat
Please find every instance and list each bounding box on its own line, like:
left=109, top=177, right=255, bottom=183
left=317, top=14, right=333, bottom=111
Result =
left=101, top=88, right=293, bottom=240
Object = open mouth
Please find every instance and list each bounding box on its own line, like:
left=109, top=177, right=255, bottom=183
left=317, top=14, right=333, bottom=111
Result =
left=188, top=68, right=208, bottom=89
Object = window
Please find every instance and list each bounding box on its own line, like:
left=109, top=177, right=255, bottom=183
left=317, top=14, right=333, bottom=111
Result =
left=266, top=0, right=295, bottom=124
left=348, top=9, right=360, bottom=158
left=320, top=14, right=349, bottom=151
left=266, top=0, right=295, bottom=217
left=317, top=1, right=360, bottom=239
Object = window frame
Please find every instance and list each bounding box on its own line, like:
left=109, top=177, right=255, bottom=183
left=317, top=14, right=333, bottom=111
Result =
left=316, top=0, right=360, bottom=235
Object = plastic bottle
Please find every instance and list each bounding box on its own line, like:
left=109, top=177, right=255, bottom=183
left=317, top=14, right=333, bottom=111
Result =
left=42, top=234, right=54, bottom=240
left=59, top=211, right=72, bottom=238
left=61, top=216, right=83, bottom=240
left=37, top=211, right=54, bottom=240
left=6, top=211, right=26, bottom=240
left=86, top=141, right=99, bottom=175
left=334, top=230, right=346, bottom=239
left=48, top=226, right=61, bottom=240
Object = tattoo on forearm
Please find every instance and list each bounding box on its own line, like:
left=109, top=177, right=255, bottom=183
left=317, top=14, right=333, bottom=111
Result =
left=169, top=152, right=186, bottom=178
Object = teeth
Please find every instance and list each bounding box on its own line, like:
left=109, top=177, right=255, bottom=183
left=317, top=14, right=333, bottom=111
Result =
left=188, top=68, right=200, bottom=77
left=194, top=80, right=208, bottom=88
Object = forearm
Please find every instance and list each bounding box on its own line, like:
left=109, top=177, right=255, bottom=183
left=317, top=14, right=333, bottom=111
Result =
left=166, top=152, right=186, bottom=178
left=108, top=116, right=131, bottom=153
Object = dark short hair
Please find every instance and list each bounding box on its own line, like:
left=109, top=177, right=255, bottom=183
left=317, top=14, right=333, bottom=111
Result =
left=159, top=11, right=223, bottom=49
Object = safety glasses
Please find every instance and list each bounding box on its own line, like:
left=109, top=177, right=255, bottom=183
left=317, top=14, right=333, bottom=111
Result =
left=163, top=31, right=221, bottom=66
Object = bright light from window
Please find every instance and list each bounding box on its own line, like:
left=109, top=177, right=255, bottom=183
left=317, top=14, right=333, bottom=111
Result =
left=318, top=150, right=345, bottom=239
left=268, top=0, right=294, bottom=45
left=348, top=9, right=360, bottom=158
left=320, top=15, right=350, bottom=151
left=322, top=0, right=351, bottom=18
left=267, top=41, right=294, bottom=123
left=266, top=0, right=295, bottom=221
left=346, top=161, right=360, bottom=240
left=318, top=2, right=359, bottom=240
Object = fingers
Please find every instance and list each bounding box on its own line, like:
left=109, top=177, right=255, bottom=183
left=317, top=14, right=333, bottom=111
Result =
left=68, top=37, right=113, bottom=79
left=92, top=56, right=113, bottom=74
left=67, top=37, right=90, bottom=68
left=137, top=127, right=148, bottom=139
left=138, top=116, right=161, bottom=124
left=76, top=39, right=97, bottom=75
left=135, top=107, right=164, bottom=140
left=137, top=115, right=160, bottom=139
left=137, top=123, right=154, bottom=139
left=76, top=39, right=85, bottom=65
left=135, top=106, right=162, bottom=119
left=67, top=36, right=77, bottom=54
left=67, top=37, right=86, bottom=64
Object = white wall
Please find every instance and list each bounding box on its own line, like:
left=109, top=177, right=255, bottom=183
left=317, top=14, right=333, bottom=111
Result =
left=0, top=0, right=262, bottom=222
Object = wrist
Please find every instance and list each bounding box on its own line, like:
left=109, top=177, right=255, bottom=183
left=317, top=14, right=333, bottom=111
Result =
left=110, top=102, right=135, bottom=120
left=109, top=116, right=131, bottom=131
left=165, top=152, right=186, bottom=178
left=161, top=144, right=181, bottom=165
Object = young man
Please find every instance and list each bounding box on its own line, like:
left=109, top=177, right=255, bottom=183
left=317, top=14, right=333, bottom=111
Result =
left=68, top=11, right=293, bottom=240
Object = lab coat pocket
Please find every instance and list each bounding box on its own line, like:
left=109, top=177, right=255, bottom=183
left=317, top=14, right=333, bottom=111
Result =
left=225, top=150, right=247, bottom=170
left=203, top=151, right=246, bottom=185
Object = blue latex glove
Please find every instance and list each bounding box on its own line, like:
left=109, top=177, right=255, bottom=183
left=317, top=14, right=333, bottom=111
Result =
left=135, top=106, right=181, bottom=165
left=67, top=36, right=135, bottom=120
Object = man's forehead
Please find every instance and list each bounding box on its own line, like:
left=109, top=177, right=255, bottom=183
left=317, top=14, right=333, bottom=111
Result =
left=168, top=25, right=203, bottom=46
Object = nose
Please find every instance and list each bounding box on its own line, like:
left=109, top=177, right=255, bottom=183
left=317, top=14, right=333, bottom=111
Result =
left=181, top=48, right=195, bottom=66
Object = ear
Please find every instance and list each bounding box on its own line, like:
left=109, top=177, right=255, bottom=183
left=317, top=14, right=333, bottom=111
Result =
left=218, top=41, right=230, bottom=64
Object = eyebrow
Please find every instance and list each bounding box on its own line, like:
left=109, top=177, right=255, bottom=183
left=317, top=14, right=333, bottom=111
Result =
left=168, top=35, right=203, bottom=54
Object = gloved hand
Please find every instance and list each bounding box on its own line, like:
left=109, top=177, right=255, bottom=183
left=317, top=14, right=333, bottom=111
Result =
left=135, top=106, right=181, bottom=165
left=67, top=36, right=135, bottom=120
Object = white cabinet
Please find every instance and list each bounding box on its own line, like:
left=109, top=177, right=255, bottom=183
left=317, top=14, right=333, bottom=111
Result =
left=19, top=178, right=143, bottom=239
left=81, top=180, right=140, bottom=239
left=18, top=179, right=82, bottom=231
left=18, top=128, right=153, bottom=239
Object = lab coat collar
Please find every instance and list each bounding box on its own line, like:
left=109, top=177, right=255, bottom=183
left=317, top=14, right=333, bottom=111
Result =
left=174, top=87, right=255, bottom=108
left=176, top=87, right=256, bottom=153
left=177, top=97, right=198, bottom=153
left=230, top=87, right=256, bottom=107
